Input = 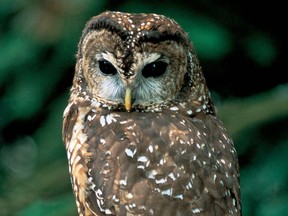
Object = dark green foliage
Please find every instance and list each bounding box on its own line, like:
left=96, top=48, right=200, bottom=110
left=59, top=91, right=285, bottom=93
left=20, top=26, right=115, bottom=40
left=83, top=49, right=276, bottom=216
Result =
left=0, top=1, right=286, bottom=215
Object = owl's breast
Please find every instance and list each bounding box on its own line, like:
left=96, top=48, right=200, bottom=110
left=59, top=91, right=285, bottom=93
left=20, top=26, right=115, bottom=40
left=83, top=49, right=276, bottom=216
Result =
left=64, top=106, right=239, bottom=215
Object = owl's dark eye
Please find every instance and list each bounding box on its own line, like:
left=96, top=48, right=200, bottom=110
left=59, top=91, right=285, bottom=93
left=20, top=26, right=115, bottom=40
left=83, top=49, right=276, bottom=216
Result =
left=142, top=61, right=168, bottom=78
left=99, top=60, right=117, bottom=76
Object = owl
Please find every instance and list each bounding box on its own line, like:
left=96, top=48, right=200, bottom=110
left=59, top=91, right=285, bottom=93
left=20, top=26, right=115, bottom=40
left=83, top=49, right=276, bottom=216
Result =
left=62, top=11, right=241, bottom=216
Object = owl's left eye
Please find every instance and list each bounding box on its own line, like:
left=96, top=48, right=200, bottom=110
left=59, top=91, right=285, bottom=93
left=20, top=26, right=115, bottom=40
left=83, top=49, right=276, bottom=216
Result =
left=142, top=61, right=168, bottom=78
left=99, top=60, right=117, bottom=76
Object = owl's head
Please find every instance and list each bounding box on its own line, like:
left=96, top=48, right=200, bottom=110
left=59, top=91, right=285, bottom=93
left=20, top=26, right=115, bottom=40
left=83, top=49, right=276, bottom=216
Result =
left=72, top=11, right=212, bottom=113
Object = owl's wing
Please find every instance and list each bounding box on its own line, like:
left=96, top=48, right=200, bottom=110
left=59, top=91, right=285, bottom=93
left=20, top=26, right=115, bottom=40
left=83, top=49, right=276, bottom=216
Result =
left=68, top=107, right=240, bottom=216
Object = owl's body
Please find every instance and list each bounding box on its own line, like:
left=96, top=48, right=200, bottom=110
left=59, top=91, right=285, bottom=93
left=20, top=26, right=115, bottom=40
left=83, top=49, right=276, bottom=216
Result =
left=63, top=11, right=241, bottom=215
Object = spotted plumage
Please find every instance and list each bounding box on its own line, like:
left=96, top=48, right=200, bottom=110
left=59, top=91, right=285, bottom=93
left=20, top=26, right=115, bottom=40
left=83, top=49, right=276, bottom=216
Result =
left=63, top=11, right=241, bottom=215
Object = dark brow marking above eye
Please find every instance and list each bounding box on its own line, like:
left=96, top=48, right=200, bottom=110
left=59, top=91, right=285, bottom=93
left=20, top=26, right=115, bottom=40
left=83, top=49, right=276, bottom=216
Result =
left=139, top=30, right=184, bottom=44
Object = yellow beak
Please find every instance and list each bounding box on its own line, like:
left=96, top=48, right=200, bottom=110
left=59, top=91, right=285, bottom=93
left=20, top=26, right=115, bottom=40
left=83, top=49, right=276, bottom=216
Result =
left=125, top=88, right=132, bottom=112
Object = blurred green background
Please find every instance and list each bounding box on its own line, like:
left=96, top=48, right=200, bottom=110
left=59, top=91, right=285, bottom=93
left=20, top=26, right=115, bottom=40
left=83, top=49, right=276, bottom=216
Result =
left=0, top=0, right=287, bottom=215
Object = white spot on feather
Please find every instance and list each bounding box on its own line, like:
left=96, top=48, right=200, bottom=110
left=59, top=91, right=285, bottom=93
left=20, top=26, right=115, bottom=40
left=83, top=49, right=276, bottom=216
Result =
left=186, top=182, right=193, bottom=189
left=126, top=193, right=133, bottom=199
left=187, top=110, right=193, bottom=115
left=63, top=103, right=72, bottom=118
left=232, top=198, right=236, bottom=206
left=228, top=162, right=232, bottom=168
left=125, top=148, right=137, bottom=158
left=95, top=189, right=103, bottom=199
left=155, top=178, right=167, bottom=184
left=91, top=99, right=101, bottom=108
left=197, top=131, right=201, bottom=139
left=120, top=179, right=127, bottom=186
left=137, top=164, right=145, bottom=170
left=161, top=188, right=172, bottom=196
left=105, top=209, right=112, bottom=214
left=174, top=194, right=184, bottom=200
left=159, top=158, right=165, bottom=165
left=148, top=145, right=153, bottom=153
left=100, top=116, right=106, bottom=127
left=138, top=155, right=148, bottom=162
left=170, top=106, right=179, bottom=111
left=192, top=208, right=201, bottom=213
left=168, top=172, right=176, bottom=181
left=145, top=169, right=157, bottom=179
left=112, top=195, right=119, bottom=203
left=106, top=114, right=116, bottom=125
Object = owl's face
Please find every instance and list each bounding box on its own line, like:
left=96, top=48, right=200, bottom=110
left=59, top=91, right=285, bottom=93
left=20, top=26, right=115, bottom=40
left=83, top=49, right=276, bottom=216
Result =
left=81, top=29, right=187, bottom=111
left=74, top=11, right=210, bottom=112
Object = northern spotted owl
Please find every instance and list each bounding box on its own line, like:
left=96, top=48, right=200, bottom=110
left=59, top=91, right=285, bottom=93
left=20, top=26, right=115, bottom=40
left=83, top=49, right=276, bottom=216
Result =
left=62, top=11, right=241, bottom=216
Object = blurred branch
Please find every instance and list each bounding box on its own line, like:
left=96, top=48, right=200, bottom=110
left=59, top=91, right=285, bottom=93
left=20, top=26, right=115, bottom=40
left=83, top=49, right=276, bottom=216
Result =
left=217, top=84, right=288, bottom=139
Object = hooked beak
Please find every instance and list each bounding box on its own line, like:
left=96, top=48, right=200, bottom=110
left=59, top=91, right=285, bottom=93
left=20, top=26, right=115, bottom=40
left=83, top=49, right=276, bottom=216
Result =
left=125, top=88, right=132, bottom=112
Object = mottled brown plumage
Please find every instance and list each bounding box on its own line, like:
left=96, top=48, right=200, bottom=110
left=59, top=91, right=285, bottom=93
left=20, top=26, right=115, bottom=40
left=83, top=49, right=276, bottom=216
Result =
left=63, top=11, right=241, bottom=215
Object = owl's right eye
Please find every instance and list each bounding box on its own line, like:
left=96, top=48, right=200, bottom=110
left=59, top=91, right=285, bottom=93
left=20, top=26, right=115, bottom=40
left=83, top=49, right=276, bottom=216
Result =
left=99, top=60, right=117, bottom=76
